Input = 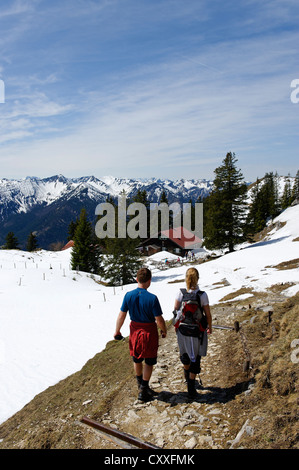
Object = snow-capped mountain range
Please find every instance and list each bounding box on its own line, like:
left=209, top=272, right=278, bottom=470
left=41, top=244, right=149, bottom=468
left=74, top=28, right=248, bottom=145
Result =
left=0, top=175, right=214, bottom=248
left=0, top=174, right=213, bottom=216
left=0, top=173, right=295, bottom=249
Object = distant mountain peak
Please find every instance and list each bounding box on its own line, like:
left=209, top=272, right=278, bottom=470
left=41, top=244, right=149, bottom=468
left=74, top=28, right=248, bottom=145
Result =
left=0, top=174, right=214, bottom=249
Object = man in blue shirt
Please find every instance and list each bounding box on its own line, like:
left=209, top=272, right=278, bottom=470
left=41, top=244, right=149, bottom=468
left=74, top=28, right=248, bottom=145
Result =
left=114, top=268, right=167, bottom=401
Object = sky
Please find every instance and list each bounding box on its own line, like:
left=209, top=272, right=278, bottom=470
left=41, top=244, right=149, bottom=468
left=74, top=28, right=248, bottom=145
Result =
left=0, top=0, right=298, bottom=183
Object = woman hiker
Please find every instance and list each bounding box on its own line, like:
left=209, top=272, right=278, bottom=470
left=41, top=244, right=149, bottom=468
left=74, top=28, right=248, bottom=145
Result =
left=173, top=267, right=212, bottom=398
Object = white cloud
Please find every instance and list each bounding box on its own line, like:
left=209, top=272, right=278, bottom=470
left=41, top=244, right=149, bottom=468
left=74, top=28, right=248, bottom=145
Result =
left=0, top=0, right=37, bottom=19
left=0, top=1, right=298, bottom=180
left=11, top=92, right=73, bottom=118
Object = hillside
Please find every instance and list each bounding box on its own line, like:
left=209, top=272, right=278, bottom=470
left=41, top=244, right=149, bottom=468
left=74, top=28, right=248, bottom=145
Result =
left=0, top=289, right=298, bottom=449
left=0, top=204, right=298, bottom=449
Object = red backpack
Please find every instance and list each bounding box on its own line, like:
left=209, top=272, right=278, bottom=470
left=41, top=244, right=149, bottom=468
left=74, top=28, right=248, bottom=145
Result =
left=175, top=289, right=207, bottom=339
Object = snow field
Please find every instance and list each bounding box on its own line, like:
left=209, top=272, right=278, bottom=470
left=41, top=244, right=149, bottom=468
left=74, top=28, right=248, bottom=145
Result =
left=0, top=204, right=299, bottom=424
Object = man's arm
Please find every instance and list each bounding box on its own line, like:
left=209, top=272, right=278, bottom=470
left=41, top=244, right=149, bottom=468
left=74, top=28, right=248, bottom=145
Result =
left=156, top=315, right=167, bottom=338
left=114, top=310, right=127, bottom=338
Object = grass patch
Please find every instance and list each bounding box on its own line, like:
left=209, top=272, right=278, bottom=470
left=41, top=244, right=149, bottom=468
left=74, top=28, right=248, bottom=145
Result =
left=219, top=287, right=254, bottom=302
left=269, top=283, right=296, bottom=294
left=252, top=221, right=286, bottom=243
left=266, top=259, right=299, bottom=271
left=167, top=278, right=185, bottom=284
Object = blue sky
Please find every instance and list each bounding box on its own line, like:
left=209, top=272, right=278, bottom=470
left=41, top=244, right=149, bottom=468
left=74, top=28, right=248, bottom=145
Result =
left=0, top=0, right=298, bottom=182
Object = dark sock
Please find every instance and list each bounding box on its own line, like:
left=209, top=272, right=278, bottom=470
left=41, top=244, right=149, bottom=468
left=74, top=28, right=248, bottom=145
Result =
left=141, top=379, right=149, bottom=388
left=136, top=375, right=142, bottom=385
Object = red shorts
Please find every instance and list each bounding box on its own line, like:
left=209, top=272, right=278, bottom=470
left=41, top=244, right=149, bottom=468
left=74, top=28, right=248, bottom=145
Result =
left=129, top=321, right=159, bottom=360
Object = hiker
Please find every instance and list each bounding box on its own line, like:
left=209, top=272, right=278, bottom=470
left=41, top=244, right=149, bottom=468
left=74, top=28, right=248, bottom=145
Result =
left=173, top=267, right=212, bottom=398
left=114, top=267, right=167, bottom=402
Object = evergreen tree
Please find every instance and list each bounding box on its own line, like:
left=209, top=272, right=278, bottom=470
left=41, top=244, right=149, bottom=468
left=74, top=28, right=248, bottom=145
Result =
left=100, top=195, right=142, bottom=286
left=26, top=232, right=38, bottom=252
left=263, top=172, right=280, bottom=218
left=102, top=236, right=141, bottom=286
left=280, top=176, right=292, bottom=210
left=96, top=194, right=116, bottom=252
left=160, top=190, right=168, bottom=203
left=157, top=190, right=174, bottom=231
left=245, top=178, right=265, bottom=238
left=71, top=208, right=100, bottom=273
left=204, top=152, right=247, bottom=252
left=4, top=232, right=19, bottom=249
left=132, top=189, right=150, bottom=238
left=246, top=172, right=280, bottom=237
left=67, top=218, right=79, bottom=241
left=134, top=189, right=149, bottom=206
left=291, top=170, right=299, bottom=203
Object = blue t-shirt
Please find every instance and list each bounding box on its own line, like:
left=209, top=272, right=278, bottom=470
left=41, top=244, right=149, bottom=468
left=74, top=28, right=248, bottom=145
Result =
left=120, top=287, right=163, bottom=323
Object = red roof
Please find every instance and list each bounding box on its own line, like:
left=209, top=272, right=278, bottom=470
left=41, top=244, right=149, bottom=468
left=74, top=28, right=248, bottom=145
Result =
left=62, top=240, right=74, bottom=250
left=161, top=227, right=202, bottom=249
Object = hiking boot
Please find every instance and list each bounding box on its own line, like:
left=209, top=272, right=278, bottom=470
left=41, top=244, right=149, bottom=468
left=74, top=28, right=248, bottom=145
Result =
left=137, top=377, right=158, bottom=397
left=187, top=378, right=198, bottom=399
left=138, top=385, right=153, bottom=402
left=147, top=386, right=158, bottom=397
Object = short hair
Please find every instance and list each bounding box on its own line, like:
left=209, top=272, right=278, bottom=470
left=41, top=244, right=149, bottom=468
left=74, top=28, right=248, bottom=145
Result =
left=137, top=267, right=152, bottom=284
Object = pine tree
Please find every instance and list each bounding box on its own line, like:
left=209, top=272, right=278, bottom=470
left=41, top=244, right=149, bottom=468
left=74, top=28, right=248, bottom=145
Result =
left=160, top=190, right=168, bottom=203
left=246, top=172, right=280, bottom=237
left=26, top=232, right=38, bottom=252
left=132, top=189, right=150, bottom=238
left=71, top=208, right=100, bottom=273
left=67, top=218, right=79, bottom=241
left=102, top=236, right=141, bottom=286
left=100, top=195, right=142, bottom=286
left=263, top=172, right=280, bottom=218
left=134, top=189, right=149, bottom=206
left=280, top=176, right=292, bottom=210
left=158, top=190, right=174, bottom=231
left=4, top=232, right=19, bottom=249
left=204, top=152, right=247, bottom=252
left=245, top=178, right=265, bottom=238
left=291, top=170, right=299, bottom=203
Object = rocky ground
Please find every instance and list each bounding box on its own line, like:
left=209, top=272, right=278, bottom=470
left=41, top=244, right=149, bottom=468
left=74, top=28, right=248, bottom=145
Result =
left=87, top=292, right=283, bottom=450
left=0, top=287, right=298, bottom=450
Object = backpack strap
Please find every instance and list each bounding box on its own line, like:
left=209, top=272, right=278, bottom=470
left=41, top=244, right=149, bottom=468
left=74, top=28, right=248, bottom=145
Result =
left=180, top=288, right=204, bottom=305
left=196, top=290, right=204, bottom=311
left=196, top=290, right=208, bottom=331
